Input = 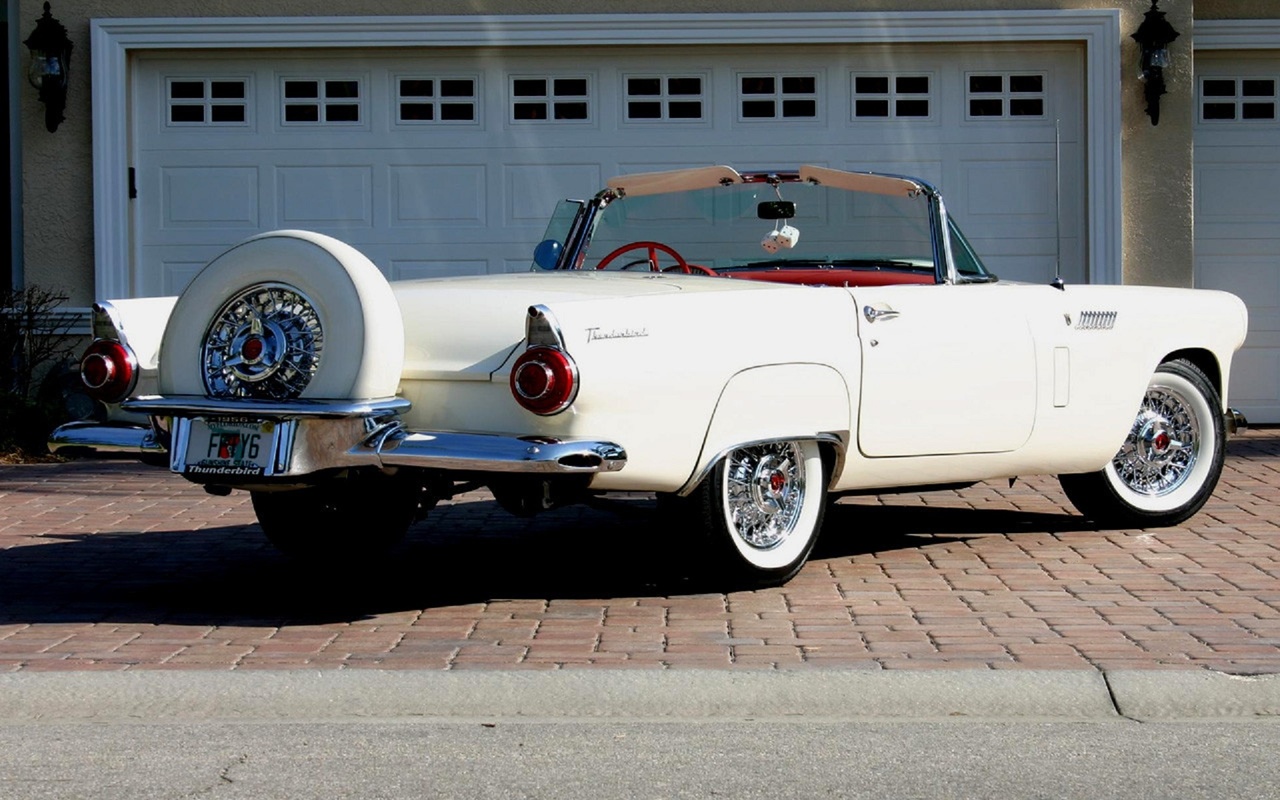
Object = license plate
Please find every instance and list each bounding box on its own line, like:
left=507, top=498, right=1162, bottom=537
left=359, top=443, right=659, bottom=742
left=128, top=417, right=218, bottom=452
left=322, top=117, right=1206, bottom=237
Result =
left=180, top=417, right=281, bottom=477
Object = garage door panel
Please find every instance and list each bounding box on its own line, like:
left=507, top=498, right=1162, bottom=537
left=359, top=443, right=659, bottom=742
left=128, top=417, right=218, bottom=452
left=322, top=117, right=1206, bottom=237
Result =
left=391, top=165, right=487, bottom=227
left=135, top=46, right=1086, bottom=298
left=1196, top=165, right=1280, bottom=223
left=505, top=164, right=602, bottom=226
left=161, top=166, right=260, bottom=228
left=277, top=166, right=374, bottom=227
left=1195, top=50, right=1280, bottom=422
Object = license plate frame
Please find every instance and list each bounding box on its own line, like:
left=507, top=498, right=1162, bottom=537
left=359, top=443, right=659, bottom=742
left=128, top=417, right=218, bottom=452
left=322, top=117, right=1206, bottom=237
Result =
left=175, top=416, right=292, bottom=478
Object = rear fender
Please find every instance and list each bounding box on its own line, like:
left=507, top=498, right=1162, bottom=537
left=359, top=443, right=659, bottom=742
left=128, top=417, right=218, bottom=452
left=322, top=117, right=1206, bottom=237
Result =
left=93, top=296, right=178, bottom=371
left=685, top=363, right=851, bottom=494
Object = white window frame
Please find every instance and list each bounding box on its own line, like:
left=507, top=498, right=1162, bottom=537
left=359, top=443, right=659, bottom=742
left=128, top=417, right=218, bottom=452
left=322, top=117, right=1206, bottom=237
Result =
left=90, top=10, right=1124, bottom=297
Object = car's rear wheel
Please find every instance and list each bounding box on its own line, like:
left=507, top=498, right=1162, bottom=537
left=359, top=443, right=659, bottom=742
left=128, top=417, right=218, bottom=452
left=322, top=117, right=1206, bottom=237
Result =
left=687, top=439, right=827, bottom=587
left=250, top=468, right=422, bottom=563
left=1058, top=359, right=1225, bottom=528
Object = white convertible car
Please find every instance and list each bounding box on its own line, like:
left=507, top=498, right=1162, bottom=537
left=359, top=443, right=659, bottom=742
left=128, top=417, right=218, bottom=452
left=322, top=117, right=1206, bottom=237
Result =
left=50, top=164, right=1248, bottom=587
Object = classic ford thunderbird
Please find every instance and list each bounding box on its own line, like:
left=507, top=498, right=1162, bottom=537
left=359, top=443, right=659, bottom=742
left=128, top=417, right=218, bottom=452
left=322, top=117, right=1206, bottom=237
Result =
left=50, top=165, right=1248, bottom=586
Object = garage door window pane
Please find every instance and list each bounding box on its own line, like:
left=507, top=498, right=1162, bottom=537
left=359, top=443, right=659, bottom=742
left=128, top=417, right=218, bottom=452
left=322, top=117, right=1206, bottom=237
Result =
left=896, top=99, right=929, bottom=117
left=440, top=104, right=475, bottom=121
left=739, top=73, right=818, bottom=121
left=668, top=78, right=701, bottom=96
left=896, top=76, right=929, bottom=95
left=511, top=75, right=592, bottom=124
left=856, top=76, right=889, bottom=95
left=628, top=78, right=661, bottom=96
left=624, top=75, right=705, bottom=122
left=782, top=99, right=816, bottom=117
left=966, top=72, right=1046, bottom=120
left=285, top=81, right=319, bottom=99
left=285, top=105, right=320, bottom=123
left=210, top=105, right=246, bottom=123
left=282, top=78, right=362, bottom=126
left=668, top=101, right=702, bottom=119
left=167, top=78, right=249, bottom=127
left=401, top=103, right=434, bottom=121
left=397, top=77, right=478, bottom=125
left=969, top=75, right=1003, bottom=94
left=1203, top=80, right=1236, bottom=97
left=325, top=104, right=359, bottom=123
left=1200, top=77, right=1277, bottom=123
left=1244, top=79, right=1276, bottom=97
left=554, top=79, right=588, bottom=97
left=628, top=101, right=662, bottom=119
left=853, top=73, right=931, bottom=120
left=170, top=105, right=204, bottom=123
left=170, top=81, right=204, bottom=100
left=401, top=80, right=434, bottom=98
left=554, top=102, right=588, bottom=120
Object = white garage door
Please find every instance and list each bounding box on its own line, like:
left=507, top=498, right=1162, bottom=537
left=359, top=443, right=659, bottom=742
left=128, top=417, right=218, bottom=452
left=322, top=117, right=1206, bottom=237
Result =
left=1194, top=51, right=1280, bottom=423
left=131, top=43, right=1085, bottom=297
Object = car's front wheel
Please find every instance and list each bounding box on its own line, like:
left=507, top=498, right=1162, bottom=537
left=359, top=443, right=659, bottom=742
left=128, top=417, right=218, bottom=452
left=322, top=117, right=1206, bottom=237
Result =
left=250, top=468, right=423, bottom=563
left=686, top=439, right=827, bottom=587
left=1058, top=359, right=1226, bottom=528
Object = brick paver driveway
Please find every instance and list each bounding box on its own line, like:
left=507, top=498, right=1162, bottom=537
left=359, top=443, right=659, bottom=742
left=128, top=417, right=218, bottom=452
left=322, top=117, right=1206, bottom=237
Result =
left=1, top=430, right=1277, bottom=674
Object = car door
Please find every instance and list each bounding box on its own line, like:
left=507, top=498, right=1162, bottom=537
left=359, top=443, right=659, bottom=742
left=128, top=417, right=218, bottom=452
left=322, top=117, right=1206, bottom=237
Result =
left=850, top=283, right=1039, bottom=457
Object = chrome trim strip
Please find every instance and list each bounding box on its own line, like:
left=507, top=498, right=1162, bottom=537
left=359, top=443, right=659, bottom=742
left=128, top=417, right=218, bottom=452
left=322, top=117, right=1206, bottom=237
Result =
left=678, top=433, right=845, bottom=497
left=121, top=395, right=411, bottom=419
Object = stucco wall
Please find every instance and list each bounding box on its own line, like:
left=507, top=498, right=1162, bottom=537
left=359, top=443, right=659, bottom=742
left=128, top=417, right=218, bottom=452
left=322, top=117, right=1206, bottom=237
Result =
left=13, top=1, right=1247, bottom=303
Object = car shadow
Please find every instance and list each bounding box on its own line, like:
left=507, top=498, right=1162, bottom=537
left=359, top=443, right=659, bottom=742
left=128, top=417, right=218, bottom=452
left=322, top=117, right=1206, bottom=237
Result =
left=0, top=492, right=1104, bottom=627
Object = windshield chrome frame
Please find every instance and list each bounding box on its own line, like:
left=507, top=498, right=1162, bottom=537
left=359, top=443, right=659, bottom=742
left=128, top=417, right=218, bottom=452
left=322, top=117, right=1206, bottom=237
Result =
left=557, top=169, right=957, bottom=283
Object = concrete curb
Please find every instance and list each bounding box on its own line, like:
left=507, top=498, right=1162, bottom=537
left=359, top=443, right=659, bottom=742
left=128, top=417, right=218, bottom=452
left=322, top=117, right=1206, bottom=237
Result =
left=0, top=669, right=1275, bottom=723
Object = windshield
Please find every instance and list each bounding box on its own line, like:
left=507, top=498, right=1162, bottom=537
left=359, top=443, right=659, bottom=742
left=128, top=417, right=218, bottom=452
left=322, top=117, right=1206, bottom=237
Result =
left=582, top=180, right=942, bottom=275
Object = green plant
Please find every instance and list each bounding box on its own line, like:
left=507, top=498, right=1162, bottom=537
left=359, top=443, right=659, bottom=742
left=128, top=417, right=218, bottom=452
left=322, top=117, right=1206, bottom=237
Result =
left=0, top=284, right=81, bottom=456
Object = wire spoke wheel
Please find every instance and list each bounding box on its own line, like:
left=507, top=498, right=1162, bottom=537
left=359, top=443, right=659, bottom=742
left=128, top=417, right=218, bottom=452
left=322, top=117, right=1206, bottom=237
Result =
left=685, top=438, right=827, bottom=587
left=1059, top=359, right=1225, bottom=527
left=202, top=282, right=324, bottom=400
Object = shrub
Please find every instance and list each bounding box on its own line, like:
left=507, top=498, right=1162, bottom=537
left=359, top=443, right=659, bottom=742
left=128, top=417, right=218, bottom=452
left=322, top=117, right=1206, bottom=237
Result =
left=0, top=285, right=81, bottom=456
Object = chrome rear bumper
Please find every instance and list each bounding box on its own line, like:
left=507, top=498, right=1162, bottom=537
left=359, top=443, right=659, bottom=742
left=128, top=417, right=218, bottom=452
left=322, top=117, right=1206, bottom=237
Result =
left=49, top=395, right=626, bottom=479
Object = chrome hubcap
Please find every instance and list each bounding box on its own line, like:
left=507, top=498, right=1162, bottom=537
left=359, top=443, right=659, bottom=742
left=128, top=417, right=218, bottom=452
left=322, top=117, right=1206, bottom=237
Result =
left=725, top=442, right=805, bottom=550
left=1112, top=386, right=1199, bottom=497
left=202, top=283, right=323, bottom=399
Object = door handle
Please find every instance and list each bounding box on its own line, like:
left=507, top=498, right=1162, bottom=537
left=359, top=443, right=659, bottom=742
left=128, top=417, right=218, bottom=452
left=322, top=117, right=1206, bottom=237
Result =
left=863, top=305, right=900, bottom=323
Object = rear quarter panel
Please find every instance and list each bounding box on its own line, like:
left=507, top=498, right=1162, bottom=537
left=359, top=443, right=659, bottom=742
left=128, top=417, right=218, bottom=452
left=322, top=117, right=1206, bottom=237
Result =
left=500, top=279, right=862, bottom=492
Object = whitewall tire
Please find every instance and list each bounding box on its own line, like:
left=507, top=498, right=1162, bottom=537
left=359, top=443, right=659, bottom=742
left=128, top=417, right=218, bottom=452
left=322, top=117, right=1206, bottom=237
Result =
left=691, top=439, right=827, bottom=587
left=1059, top=359, right=1226, bottom=528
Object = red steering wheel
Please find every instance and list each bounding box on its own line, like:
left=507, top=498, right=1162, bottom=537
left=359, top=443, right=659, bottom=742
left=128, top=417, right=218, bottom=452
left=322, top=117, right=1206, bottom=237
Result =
left=596, top=241, right=694, bottom=273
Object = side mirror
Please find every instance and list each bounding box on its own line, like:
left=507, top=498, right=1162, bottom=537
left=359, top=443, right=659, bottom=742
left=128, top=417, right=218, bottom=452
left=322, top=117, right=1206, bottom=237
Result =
left=757, top=201, right=796, bottom=220
left=533, top=239, right=563, bottom=270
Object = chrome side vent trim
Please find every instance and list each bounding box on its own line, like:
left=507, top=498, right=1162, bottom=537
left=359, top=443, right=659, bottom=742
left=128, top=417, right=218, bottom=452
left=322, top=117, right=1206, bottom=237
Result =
left=1075, top=310, right=1117, bottom=330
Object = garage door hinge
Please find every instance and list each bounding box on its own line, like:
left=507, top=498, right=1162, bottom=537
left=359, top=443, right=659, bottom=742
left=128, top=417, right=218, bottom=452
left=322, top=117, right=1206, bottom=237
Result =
left=128, top=167, right=137, bottom=200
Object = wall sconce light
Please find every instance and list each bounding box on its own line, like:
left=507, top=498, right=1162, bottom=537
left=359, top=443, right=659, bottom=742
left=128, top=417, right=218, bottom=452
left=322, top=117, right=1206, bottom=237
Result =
left=1131, top=0, right=1179, bottom=126
left=23, top=2, right=74, bottom=133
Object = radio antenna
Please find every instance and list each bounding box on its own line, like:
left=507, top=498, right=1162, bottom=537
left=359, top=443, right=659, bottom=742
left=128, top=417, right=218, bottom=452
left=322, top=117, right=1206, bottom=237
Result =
left=1052, top=118, right=1065, bottom=290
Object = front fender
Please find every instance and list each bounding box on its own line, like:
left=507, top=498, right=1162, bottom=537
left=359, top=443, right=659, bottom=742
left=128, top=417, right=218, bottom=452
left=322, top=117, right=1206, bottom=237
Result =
left=685, top=363, right=851, bottom=494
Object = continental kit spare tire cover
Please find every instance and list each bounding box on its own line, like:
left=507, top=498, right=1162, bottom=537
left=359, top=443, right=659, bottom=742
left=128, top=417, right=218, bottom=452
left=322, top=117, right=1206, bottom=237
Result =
left=158, top=230, right=404, bottom=400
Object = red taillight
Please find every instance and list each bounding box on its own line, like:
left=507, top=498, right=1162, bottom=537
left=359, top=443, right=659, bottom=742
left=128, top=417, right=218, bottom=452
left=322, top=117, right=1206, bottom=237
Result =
left=510, top=346, right=578, bottom=415
left=79, top=339, right=138, bottom=403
